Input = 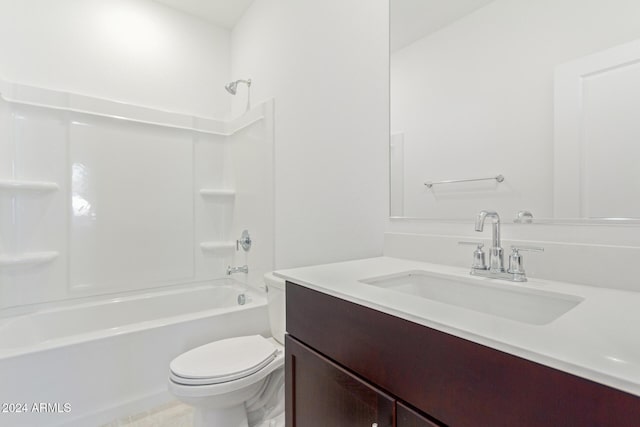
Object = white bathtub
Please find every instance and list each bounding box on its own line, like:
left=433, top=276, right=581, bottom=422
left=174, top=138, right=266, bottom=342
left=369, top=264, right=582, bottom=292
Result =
left=0, top=280, right=269, bottom=427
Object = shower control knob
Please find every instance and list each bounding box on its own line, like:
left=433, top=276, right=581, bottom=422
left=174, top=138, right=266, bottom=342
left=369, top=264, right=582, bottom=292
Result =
left=236, top=229, right=252, bottom=252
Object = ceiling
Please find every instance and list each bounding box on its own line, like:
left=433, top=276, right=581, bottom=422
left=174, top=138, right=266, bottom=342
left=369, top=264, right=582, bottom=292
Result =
left=153, top=0, right=495, bottom=50
left=391, top=0, right=496, bottom=52
left=153, top=0, right=255, bottom=29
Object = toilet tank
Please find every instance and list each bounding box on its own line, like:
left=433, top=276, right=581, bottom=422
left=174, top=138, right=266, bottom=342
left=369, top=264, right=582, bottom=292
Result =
left=264, top=273, right=286, bottom=345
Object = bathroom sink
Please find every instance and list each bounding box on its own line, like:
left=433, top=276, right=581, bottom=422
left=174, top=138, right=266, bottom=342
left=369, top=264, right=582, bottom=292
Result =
left=360, top=271, right=583, bottom=325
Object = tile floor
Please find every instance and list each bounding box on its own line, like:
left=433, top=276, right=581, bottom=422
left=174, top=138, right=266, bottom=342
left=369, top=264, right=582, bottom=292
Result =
left=100, top=401, right=193, bottom=427
left=100, top=400, right=285, bottom=427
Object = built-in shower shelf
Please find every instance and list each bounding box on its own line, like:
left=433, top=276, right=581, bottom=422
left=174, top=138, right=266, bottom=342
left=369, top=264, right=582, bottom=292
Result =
left=200, top=242, right=235, bottom=252
left=0, top=251, right=59, bottom=267
left=199, top=189, right=236, bottom=198
left=0, top=180, right=59, bottom=193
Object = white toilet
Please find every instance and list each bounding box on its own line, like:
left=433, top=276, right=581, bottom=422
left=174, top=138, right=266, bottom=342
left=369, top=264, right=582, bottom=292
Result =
left=168, top=273, right=286, bottom=427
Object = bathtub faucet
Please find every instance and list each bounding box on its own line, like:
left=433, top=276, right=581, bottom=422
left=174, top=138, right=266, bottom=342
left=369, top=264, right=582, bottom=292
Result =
left=227, top=265, right=249, bottom=275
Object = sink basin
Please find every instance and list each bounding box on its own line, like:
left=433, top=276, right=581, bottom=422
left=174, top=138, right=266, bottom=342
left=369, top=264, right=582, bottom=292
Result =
left=360, top=270, right=583, bottom=325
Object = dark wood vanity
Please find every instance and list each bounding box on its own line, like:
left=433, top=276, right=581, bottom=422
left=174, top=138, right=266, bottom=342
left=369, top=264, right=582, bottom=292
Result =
left=285, top=282, right=640, bottom=427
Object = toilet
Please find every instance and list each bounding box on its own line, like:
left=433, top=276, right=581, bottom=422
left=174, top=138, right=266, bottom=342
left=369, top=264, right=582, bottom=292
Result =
left=168, top=273, right=286, bottom=427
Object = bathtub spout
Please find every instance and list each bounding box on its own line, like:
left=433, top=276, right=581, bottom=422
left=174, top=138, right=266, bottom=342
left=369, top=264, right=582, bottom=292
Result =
left=227, top=265, right=249, bottom=275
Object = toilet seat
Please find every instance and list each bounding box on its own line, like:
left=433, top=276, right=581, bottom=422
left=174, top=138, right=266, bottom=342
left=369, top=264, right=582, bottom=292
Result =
left=170, top=335, right=278, bottom=386
left=168, top=338, right=285, bottom=399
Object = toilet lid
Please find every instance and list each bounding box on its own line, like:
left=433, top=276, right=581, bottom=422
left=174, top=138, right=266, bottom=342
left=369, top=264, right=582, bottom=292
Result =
left=170, top=335, right=277, bottom=385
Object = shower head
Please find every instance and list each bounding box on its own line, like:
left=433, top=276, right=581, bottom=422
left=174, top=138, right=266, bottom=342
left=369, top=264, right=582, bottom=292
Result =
left=225, top=81, right=237, bottom=95
left=225, top=79, right=251, bottom=95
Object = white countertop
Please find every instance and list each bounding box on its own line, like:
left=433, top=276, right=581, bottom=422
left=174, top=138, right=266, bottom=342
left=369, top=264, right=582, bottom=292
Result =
left=274, top=256, right=640, bottom=397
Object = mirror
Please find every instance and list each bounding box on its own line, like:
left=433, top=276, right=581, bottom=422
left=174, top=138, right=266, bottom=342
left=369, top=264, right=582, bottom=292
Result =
left=390, top=0, right=640, bottom=221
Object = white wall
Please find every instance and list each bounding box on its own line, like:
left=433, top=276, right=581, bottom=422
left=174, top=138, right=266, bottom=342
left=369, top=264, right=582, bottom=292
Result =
left=0, top=0, right=231, bottom=118
left=230, top=0, right=389, bottom=269
left=391, top=0, right=640, bottom=219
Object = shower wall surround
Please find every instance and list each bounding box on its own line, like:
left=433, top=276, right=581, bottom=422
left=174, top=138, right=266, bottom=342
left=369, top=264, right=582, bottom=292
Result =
left=0, top=80, right=274, bottom=311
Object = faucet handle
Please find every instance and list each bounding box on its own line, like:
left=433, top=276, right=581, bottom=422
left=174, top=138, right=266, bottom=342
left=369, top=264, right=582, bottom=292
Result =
left=508, top=245, right=543, bottom=278
left=510, top=245, right=544, bottom=253
left=458, top=241, right=487, bottom=270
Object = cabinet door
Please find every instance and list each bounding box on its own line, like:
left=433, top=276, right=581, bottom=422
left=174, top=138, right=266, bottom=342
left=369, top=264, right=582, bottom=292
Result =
left=286, top=335, right=394, bottom=427
left=397, top=402, right=442, bottom=427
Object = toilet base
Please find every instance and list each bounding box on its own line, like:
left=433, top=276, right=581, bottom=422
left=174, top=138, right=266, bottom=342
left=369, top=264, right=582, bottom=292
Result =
left=168, top=338, right=285, bottom=427
left=194, top=403, right=248, bottom=427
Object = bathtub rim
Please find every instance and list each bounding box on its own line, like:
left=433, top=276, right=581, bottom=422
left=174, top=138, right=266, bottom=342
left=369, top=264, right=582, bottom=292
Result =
left=0, top=277, right=261, bottom=317
left=0, top=280, right=266, bottom=360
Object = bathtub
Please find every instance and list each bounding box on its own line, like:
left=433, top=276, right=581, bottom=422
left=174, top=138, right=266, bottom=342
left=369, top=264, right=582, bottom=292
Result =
left=0, top=280, right=269, bottom=427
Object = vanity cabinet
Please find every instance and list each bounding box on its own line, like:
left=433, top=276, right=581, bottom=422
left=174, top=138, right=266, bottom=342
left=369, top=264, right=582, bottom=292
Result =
left=285, top=282, right=640, bottom=427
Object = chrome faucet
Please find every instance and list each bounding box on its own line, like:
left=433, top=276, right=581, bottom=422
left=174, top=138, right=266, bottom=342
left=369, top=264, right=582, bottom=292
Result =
left=461, top=210, right=544, bottom=282
left=474, top=210, right=504, bottom=272
left=227, top=265, right=248, bottom=275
